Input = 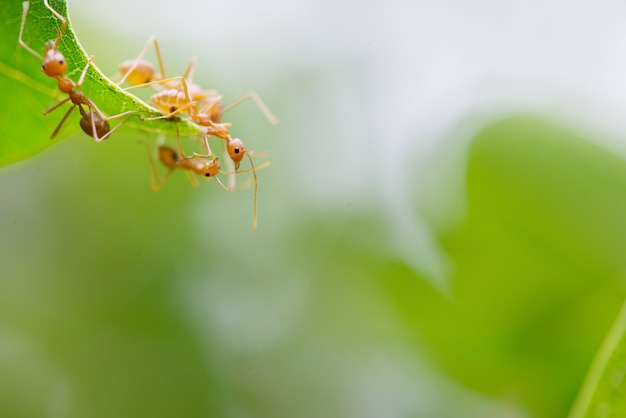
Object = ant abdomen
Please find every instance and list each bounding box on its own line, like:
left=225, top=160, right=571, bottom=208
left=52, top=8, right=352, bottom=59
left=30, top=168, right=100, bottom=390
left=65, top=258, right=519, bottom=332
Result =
left=79, top=109, right=110, bottom=140
left=118, top=60, right=156, bottom=85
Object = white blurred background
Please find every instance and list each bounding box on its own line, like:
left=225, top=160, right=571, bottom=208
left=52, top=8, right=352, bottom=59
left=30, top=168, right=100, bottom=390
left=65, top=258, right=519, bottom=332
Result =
left=72, top=0, right=626, bottom=287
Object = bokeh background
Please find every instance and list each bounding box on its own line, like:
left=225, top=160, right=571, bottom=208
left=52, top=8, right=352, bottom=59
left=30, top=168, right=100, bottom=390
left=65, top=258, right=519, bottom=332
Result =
left=3, top=0, right=626, bottom=417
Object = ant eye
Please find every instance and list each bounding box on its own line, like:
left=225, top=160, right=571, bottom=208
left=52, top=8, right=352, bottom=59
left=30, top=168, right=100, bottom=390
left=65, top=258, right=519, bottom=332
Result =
left=205, top=173, right=211, bottom=177
left=58, top=59, right=64, bottom=65
left=234, top=148, right=240, bottom=154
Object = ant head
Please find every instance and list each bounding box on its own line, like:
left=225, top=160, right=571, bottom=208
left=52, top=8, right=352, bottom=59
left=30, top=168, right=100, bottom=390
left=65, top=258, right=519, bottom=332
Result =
left=200, top=158, right=220, bottom=178
left=42, top=49, right=67, bottom=77
left=227, top=138, right=247, bottom=170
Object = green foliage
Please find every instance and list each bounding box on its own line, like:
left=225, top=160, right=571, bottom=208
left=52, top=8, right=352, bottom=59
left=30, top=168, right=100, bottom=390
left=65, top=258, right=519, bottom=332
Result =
left=0, top=0, right=200, bottom=167
left=383, top=117, right=626, bottom=417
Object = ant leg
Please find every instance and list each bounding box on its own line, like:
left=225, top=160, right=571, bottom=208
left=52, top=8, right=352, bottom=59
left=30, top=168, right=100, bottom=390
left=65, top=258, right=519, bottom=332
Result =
left=74, top=56, right=95, bottom=88
left=129, top=76, right=198, bottom=120
left=43, top=0, right=67, bottom=38
left=105, top=110, right=138, bottom=122
left=212, top=175, right=241, bottom=192
left=142, top=141, right=175, bottom=191
left=172, top=123, right=199, bottom=187
left=18, top=2, right=44, bottom=60
left=91, top=111, right=137, bottom=142
left=246, top=154, right=261, bottom=230
left=220, top=153, right=263, bottom=230
left=250, top=157, right=259, bottom=229
left=220, top=160, right=270, bottom=175
left=88, top=105, right=100, bottom=141
left=50, top=104, right=77, bottom=139
left=180, top=56, right=198, bottom=83
left=175, top=122, right=184, bottom=156
left=200, top=133, right=214, bottom=157
left=141, top=102, right=195, bottom=121
left=218, top=158, right=271, bottom=190
left=185, top=168, right=199, bottom=188
left=222, top=91, right=279, bottom=125
left=199, top=95, right=223, bottom=114
left=83, top=97, right=107, bottom=121
left=129, top=76, right=193, bottom=106
left=181, top=133, right=214, bottom=159
left=43, top=96, right=70, bottom=115
left=125, top=76, right=186, bottom=91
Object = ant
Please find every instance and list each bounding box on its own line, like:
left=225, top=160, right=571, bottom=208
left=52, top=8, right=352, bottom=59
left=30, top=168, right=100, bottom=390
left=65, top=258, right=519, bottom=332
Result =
left=41, top=56, right=136, bottom=141
left=144, top=135, right=270, bottom=229
left=127, top=76, right=275, bottom=170
left=128, top=75, right=279, bottom=128
left=116, top=36, right=210, bottom=102
left=18, top=0, right=135, bottom=141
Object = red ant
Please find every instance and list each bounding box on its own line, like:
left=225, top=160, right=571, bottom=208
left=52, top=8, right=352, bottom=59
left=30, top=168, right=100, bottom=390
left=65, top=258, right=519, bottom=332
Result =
left=18, top=1, right=135, bottom=141
left=116, top=36, right=209, bottom=102
left=127, top=76, right=274, bottom=170
left=40, top=56, right=136, bottom=141
left=144, top=136, right=270, bottom=229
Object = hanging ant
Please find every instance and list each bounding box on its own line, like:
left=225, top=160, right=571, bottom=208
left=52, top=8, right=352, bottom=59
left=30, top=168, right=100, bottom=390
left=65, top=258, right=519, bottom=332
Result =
left=18, top=1, right=136, bottom=141
left=144, top=138, right=269, bottom=229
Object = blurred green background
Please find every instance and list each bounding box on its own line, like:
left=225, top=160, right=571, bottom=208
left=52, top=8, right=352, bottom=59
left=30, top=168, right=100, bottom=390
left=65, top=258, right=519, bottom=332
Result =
left=3, top=0, right=626, bottom=417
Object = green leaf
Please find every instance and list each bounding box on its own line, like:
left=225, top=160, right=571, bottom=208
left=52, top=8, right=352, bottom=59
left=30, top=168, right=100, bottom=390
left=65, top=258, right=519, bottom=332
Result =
left=0, top=0, right=200, bottom=167
left=569, top=300, right=626, bottom=418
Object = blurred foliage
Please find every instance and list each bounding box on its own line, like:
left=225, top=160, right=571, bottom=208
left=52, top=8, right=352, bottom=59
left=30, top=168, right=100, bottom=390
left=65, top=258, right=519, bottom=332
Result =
left=384, top=116, right=626, bottom=417
left=4, top=101, right=626, bottom=417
